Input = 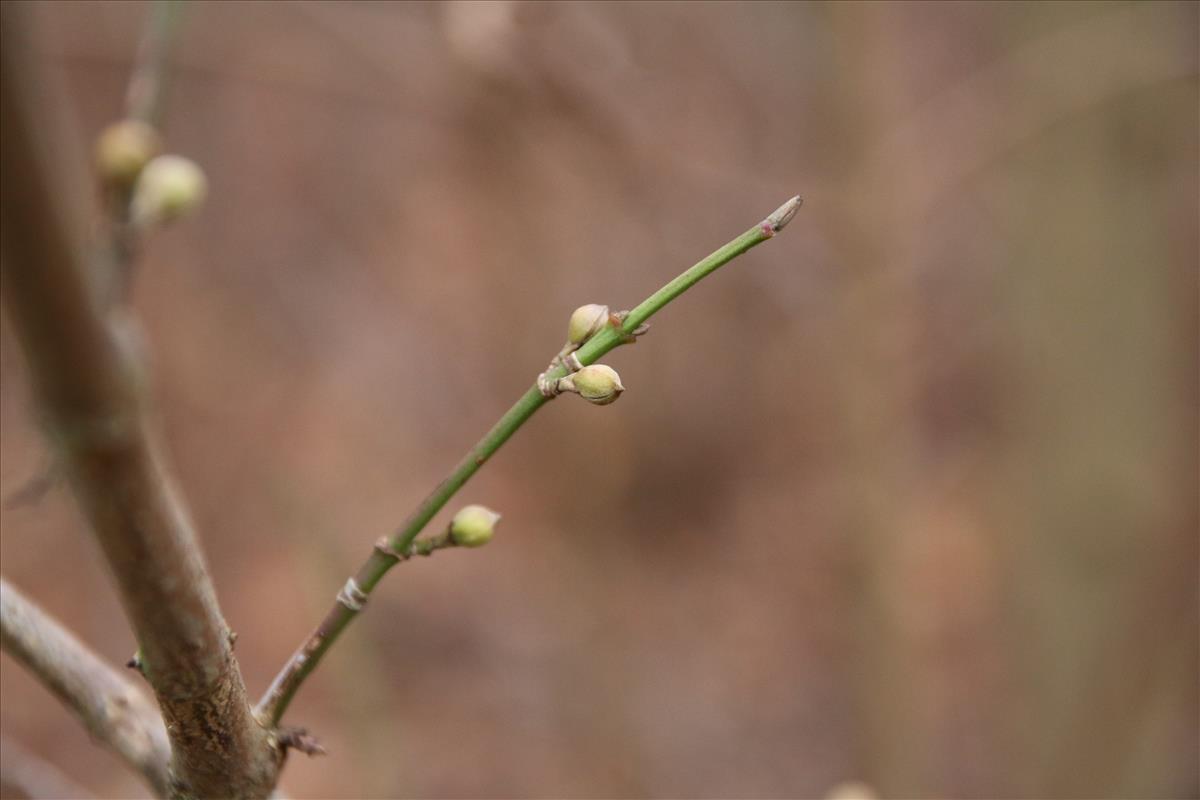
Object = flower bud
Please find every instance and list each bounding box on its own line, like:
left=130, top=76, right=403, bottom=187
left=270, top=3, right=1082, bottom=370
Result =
left=450, top=504, right=501, bottom=547
left=567, top=303, right=610, bottom=346
left=825, top=782, right=878, bottom=800
left=131, top=155, right=207, bottom=225
left=95, top=120, right=162, bottom=188
left=560, top=364, right=624, bottom=405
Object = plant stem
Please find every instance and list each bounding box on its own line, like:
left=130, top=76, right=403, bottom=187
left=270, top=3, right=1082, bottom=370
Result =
left=1, top=579, right=172, bottom=797
left=125, top=0, right=185, bottom=127
left=256, top=195, right=802, bottom=727
left=100, top=0, right=186, bottom=307
left=1, top=6, right=279, bottom=796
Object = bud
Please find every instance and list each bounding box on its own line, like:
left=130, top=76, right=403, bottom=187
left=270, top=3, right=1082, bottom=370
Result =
left=125, top=648, right=148, bottom=678
left=131, top=155, right=207, bottom=225
left=450, top=504, right=501, bottom=548
left=825, top=782, right=878, bottom=800
left=559, top=364, right=624, bottom=405
left=567, top=303, right=610, bottom=346
left=95, top=120, right=162, bottom=188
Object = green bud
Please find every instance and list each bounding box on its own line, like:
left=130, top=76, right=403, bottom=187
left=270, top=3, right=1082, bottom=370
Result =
left=450, top=504, right=501, bottom=547
left=131, top=154, right=207, bottom=225
left=567, top=303, right=610, bottom=345
left=95, top=120, right=162, bottom=188
left=559, top=364, right=624, bottom=405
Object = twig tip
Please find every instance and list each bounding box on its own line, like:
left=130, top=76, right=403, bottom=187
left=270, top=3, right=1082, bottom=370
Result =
left=763, top=195, right=803, bottom=235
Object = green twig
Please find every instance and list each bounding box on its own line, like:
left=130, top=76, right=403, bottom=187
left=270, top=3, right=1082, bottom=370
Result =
left=255, top=196, right=802, bottom=728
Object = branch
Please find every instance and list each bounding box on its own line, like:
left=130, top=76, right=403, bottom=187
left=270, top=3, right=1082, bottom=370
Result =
left=4, top=1, right=187, bottom=505
left=124, top=0, right=185, bottom=128
left=98, top=0, right=187, bottom=307
left=0, top=5, right=279, bottom=798
left=0, top=579, right=171, bottom=796
left=0, top=736, right=95, bottom=800
left=257, top=195, right=802, bottom=726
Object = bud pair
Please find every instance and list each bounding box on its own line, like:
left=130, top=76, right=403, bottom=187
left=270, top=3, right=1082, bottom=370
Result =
left=94, top=121, right=207, bottom=225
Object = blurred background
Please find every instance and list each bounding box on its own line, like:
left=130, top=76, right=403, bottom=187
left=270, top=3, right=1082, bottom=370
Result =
left=1, top=1, right=1196, bottom=798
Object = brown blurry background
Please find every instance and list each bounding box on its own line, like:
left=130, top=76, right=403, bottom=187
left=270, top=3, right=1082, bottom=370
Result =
left=1, top=1, right=1197, bottom=798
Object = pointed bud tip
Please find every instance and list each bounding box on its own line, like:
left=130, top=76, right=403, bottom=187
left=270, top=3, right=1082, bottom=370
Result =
left=450, top=504, right=501, bottom=547
left=765, top=195, right=803, bottom=233
left=567, top=364, right=624, bottom=405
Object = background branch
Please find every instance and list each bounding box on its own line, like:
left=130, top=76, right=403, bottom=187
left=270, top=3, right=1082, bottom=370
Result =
left=0, top=5, right=278, bottom=797
left=99, top=0, right=186, bottom=307
left=257, top=196, right=801, bottom=727
left=4, top=1, right=185, bottom=506
left=0, top=735, right=95, bottom=800
left=0, top=579, right=170, bottom=797
left=124, top=0, right=185, bottom=127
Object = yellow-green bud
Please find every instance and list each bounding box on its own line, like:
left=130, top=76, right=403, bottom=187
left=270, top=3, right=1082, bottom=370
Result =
left=825, top=782, right=878, bottom=800
left=450, top=504, right=501, bottom=547
left=560, top=364, right=624, bottom=405
left=131, top=155, right=207, bottom=225
left=95, top=120, right=162, bottom=188
left=567, top=303, right=610, bottom=345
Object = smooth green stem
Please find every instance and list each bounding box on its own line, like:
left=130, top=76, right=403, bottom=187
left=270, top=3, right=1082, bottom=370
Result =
left=410, top=528, right=455, bottom=557
left=255, top=196, right=801, bottom=727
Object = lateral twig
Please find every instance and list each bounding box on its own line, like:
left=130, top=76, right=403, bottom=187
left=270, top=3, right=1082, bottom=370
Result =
left=124, top=0, right=185, bottom=128
left=0, top=579, right=172, bottom=797
left=257, top=196, right=802, bottom=727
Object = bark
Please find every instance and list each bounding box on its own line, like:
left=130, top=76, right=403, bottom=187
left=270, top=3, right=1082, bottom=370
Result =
left=0, top=5, right=280, bottom=797
left=1, top=579, right=171, bottom=795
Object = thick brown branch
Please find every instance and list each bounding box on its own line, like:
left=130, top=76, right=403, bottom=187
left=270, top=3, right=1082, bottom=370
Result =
left=0, top=579, right=171, bottom=796
left=0, top=5, right=280, bottom=798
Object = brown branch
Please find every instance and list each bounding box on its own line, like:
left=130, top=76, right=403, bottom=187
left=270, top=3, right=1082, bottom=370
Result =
left=0, top=735, right=95, bottom=800
left=0, top=579, right=171, bottom=796
left=0, top=5, right=280, bottom=798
